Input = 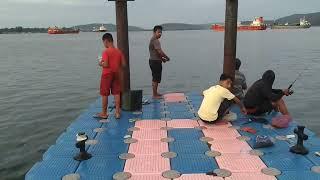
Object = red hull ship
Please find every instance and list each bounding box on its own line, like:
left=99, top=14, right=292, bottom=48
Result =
left=48, top=27, right=80, bottom=34
left=212, top=17, right=267, bottom=31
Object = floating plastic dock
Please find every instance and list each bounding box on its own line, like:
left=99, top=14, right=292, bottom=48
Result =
left=26, top=92, right=320, bottom=180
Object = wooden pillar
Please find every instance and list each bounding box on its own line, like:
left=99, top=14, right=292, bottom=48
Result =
left=223, top=0, right=238, bottom=78
left=115, top=0, right=131, bottom=92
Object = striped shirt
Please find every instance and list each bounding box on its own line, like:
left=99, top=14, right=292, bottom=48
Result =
left=233, top=70, right=247, bottom=99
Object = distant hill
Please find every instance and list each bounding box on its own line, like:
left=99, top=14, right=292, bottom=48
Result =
left=72, top=23, right=145, bottom=32
left=275, top=12, right=320, bottom=26
left=160, top=23, right=212, bottom=31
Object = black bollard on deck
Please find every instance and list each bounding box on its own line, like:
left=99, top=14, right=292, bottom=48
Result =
left=74, top=132, right=92, bottom=161
left=290, top=126, right=309, bottom=155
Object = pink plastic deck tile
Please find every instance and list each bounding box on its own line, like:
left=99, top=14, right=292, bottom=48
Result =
left=202, top=128, right=240, bottom=139
left=167, top=119, right=199, bottom=128
left=164, top=96, right=187, bottom=103
left=163, top=93, right=185, bottom=98
left=177, top=174, right=224, bottom=180
left=130, top=174, right=167, bottom=180
left=128, top=140, right=168, bottom=155
left=216, top=153, right=267, bottom=173
left=198, top=120, right=232, bottom=128
left=135, top=120, right=166, bottom=129
left=209, top=139, right=252, bottom=153
left=124, top=155, right=170, bottom=174
left=132, top=129, right=167, bottom=140
left=225, top=173, right=276, bottom=180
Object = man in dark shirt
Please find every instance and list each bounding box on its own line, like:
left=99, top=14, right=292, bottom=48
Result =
left=149, top=25, right=170, bottom=99
left=244, top=70, right=291, bottom=116
left=233, top=58, right=247, bottom=99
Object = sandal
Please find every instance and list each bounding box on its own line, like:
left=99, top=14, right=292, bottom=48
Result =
left=93, top=113, right=109, bottom=119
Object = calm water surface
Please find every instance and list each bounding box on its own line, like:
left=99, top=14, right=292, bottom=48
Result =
left=0, top=29, right=320, bottom=179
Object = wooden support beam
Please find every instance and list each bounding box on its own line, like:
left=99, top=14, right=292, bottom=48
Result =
left=223, top=0, right=238, bottom=79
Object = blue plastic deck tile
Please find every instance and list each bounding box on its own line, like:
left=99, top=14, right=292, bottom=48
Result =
left=76, top=156, right=125, bottom=179
left=171, top=154, right=219, bottom=174
left=169, top=140, right=210, bottom=154
left=231, top=117, right=250, bottom=126
left=272, top=121, right=299, bottom=135
left=239, top=123, right=279, bottom=137
left=168, top=111, right=195, bottom=119
left=95, top=127, right=131, bottom=140
left=43, top=144, right=81, bottom=160
left=142, top=106, right=163, bottom=113
left=168, top=129, right=203, bottom=141
left=306, top=153, right=320, bottom=166
left=148, top=98, right=163, bottom=104
left=304, top=138, right=320, bottom=165
left=102, top=114, right=135, bottom=130
left=192, top=105, right=201, bottom=111
left=67, top=116, right=103, bottom=131
left=185, top=92, right=201, bottom=97
left=141, top=111, right=163, bottom=119
left=56, top=129, right=96, bottom=144
left=261, top=151, right=314, bottom=171
left=273, top=125, right=316, bottom=138
left=167, top=105, right=190, bottom=112
left=25, top=158, right=79, bottom=180
left=248, top=138, right=291, bottom=154
left=188, top=100, right=203, bottom=107
left=305, top=137, right=320, bottom=150
left=277, top=171, right=320, bottom=180
left=87, top=141, right=128, bottom=156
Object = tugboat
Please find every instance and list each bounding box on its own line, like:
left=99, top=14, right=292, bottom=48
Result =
left=99, top=25, right=107, bottom=32
left=48, top=27, right=79, bottom=34
left=212, top=17, right=267, bottom=31
left=271, top=17, right=311, bottom=29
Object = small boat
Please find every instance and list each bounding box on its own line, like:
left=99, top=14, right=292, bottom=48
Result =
left=212, top=17, right=267, bottom=31
left=271, top=17, right=311, bottom=29
left=98, top=25, right=107, bottom=32
left=48, top=27, right=79, bottom=34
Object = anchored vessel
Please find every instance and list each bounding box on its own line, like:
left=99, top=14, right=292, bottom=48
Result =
left=271, top=17, right=311, bottom=29
left=212, top=17, right=267, bottom=31
left=48, top=27, right=79, bottom=34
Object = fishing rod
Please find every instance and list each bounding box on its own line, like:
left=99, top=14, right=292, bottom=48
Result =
left=288, top=72, right=303, bottom=90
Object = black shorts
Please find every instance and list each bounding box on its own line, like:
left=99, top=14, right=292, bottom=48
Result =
left=245, top=89, right=282, bottom=115
left=149, top=60, right=162, bottom=83
left=200, top=100, right=232, bottom=123
left=255, top=101, right=273, bottom=115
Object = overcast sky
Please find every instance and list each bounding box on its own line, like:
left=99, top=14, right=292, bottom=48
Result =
left=1, top=0, right=319, bottom=28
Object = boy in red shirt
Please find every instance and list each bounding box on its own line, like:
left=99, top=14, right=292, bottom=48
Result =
left=96, top=33, right=126, bottom=119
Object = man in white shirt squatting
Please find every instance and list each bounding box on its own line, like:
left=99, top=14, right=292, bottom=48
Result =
left=198, top=74, right=247, bottom=123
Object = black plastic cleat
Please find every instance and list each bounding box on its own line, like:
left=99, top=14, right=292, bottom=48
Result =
left=290, top=126, right=309, bottom=155
left=74, top=132, right=92, bottom=161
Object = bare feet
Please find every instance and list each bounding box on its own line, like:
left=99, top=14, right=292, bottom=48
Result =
left=115, top=112, right=121, bottom=119
left=94, top=112, right=108, bottom=119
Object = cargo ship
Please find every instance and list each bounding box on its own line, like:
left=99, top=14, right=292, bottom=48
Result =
left=212, top=17, right=267, bottom=31
left=271, top=17, right=311, bottom=29
left=48, top=27, right=80, bottom=34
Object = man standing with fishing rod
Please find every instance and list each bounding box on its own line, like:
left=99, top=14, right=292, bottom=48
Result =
left=243, top=70, right=294, bottom=127
left=148, top=25, right=170, bottom=99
